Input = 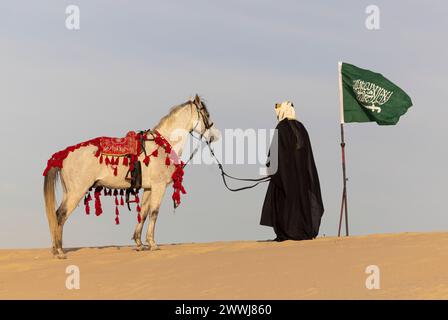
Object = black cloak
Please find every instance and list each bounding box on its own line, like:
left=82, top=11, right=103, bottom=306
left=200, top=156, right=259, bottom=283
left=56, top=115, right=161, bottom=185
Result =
left=260, top=119, right=324, bottom=240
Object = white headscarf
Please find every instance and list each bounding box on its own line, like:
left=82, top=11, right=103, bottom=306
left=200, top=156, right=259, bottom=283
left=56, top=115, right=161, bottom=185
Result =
left=275, top=101, right=296, bottom=121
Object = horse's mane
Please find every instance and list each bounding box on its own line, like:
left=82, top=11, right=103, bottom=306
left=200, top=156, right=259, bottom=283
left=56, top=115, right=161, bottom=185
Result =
left=154, top=96, right=210, bottom=130
left=154, top=101, right=192, bottom=130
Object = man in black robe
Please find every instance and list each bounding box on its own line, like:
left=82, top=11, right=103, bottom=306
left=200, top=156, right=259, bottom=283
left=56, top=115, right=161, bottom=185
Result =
left=261, top=101, right=324, bottom=241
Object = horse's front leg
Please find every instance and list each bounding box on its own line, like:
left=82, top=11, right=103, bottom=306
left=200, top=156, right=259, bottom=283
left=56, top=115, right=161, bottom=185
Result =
left=146, top=185, right=167, bottom=251
left=132, top=189, right=151, bottom=250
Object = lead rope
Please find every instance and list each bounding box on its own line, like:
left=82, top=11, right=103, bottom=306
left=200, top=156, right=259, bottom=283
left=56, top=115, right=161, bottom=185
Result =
left=188, top=131, right=272, bottom=192
left=206, top=140, right=271, bottom=191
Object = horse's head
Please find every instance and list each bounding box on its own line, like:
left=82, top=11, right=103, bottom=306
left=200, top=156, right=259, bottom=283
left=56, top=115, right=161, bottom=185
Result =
left=190, top=94, right=220, bottom=144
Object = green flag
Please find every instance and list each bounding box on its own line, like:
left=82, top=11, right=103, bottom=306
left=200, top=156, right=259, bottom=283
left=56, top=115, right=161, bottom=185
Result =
left=338, top=62, right=413, bottom=125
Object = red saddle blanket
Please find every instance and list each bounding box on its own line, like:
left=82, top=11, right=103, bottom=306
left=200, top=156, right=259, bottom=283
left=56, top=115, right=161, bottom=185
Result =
left=43, top=131, right=141, bottom=176
left=99, top=131, right=139, bottom=156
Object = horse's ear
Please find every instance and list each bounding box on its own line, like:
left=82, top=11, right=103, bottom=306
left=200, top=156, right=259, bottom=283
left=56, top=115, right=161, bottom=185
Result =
left=194, top=94, right=201, bottom=105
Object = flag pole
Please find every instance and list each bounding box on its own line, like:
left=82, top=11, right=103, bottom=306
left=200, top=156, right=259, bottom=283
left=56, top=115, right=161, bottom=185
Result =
left=338, top=123, right=349, bottom=236
left=338, top=62, right=349, bottom=237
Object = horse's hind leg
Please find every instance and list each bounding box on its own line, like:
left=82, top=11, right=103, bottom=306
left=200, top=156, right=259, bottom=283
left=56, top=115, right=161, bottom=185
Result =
left=132, top=189, right=151, bottom=250
left=54, top=191, right=85, bottom=259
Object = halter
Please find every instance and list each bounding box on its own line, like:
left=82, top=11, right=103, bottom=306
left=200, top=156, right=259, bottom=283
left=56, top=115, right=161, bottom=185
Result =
left=190, top=99, right=214, bottom=137
left=182, top=99, right=215, bottom=167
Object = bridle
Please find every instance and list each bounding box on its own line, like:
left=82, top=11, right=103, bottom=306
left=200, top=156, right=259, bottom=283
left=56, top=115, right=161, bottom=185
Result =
left=182, top=100, right=214, bottom=167
left=190, top=99, right=214, bottom=138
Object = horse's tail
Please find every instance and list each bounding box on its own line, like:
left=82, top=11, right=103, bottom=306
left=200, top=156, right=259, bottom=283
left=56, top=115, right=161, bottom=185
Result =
left=44, top=167, right=60, bottom=248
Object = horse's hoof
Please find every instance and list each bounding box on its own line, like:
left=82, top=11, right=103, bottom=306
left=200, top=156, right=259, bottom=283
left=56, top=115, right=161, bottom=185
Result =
left=53, top=248, right=67, bottom=259
left=149, top=245, right=160, bottom=251
left=55, top=253, right=67, bottom=259
left=135, top=245, right=146, bottom=252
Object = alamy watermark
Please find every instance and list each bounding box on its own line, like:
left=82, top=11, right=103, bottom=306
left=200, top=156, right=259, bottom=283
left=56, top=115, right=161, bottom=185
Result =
left=65, top=265, right=80, bottom=290
left=365, top=5, right=380, bottom=30
left=170, top=128, right=279, bottom=176
left=365, top=265, right=380, bottom=290
left=65, top=5, right=80, bottom=30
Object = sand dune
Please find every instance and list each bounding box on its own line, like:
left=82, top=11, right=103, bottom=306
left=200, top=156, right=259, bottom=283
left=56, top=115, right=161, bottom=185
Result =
left=0, top=232, right=447, bottom=299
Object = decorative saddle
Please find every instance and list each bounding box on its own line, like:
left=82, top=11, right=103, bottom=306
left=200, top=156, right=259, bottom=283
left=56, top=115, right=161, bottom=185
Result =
left=99, top=131, right=139, bottom=157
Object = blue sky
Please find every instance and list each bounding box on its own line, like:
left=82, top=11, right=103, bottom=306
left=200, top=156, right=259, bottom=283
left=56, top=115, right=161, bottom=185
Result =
left=0, top=1, right=447, bottom=248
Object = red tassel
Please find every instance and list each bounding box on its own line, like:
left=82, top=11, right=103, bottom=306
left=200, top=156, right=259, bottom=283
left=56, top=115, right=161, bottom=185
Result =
left=85, top=203, right=90, bottom=215
left=99, top=155, right=103, bottom=164
left=143, top=155, right=150, bottom=166
left=151, top=149, right=158, bottom=157
left=113, top=167, right=118, bottom=176
left=120, top=196, right=124, bottom=206
left=115, top=157, right=120, bottom=165
left=165, top=156, right=171, bottom=166
left=135, top=194, right=140, bottom=204
left=165, top=144, right=172, bottom=154
left=155, top=136, right=163, bottom=146
left=95, top=149, right=101, bottom=157
left=172, top=190, right=180, bottom=205
left=111, top=156, right=115, bottom=164
left=136, top=205, right=141, bottom=213
left=137, top=213, right=142, bottom=223
left=170, top=163, right=186, bottom=208
left=115, top=196, right=119, bottom=206
left=115, top=204, right=120, bottom=224
left=94, top=192, right=102, bottom=216
left=123, top=157, right=128, bottom=166
left=105, top=156, right=110, bottom=165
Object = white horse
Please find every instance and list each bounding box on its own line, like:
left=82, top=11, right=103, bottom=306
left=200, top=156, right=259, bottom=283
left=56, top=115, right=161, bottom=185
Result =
left=44, top=95, right=219, bottom=258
